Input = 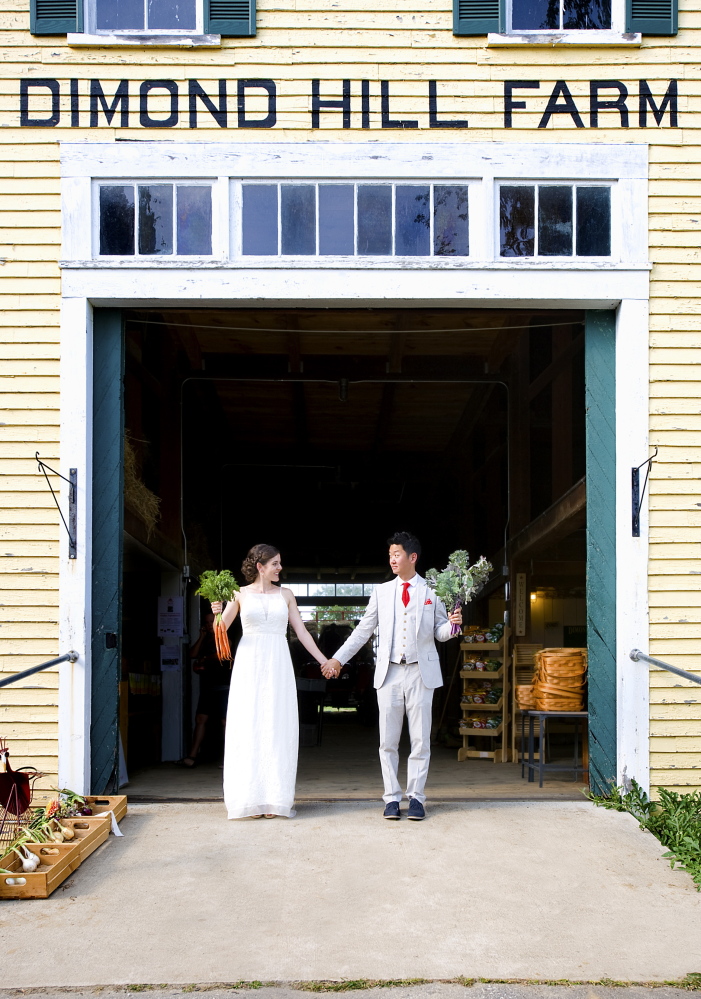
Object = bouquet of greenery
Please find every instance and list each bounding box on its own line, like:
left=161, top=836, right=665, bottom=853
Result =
left=195, top=569, right=240, bottom=663
left=425, top=550, right=493, bottom=636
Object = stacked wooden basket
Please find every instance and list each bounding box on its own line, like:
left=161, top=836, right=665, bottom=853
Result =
left=517, top=647, right=587, bottom=713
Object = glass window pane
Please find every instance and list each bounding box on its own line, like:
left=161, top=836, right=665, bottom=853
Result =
left=363, top=583, right=376, bottom=596
left=242, top=185, right=278, bottom=255
left=538, top=186, right=572, bottom=257
left=138, top=185, right=173, bottom=255
left=434, top=185, right=469, bottom=256
left=500, top=186, right=535, bottom=257
left=99, top=186, right=135, bottom=255
left=576, top=187, right=611, bottom=255
left=96, top=0, right=144, bottom=29
left=309, top=583, right=334, bottom=597
left=337, top=583, right=363, bottom=597
left=512, top=0, right=559, bottom=29
left=281, top=185, right=316, bottom=255
left=319, top=185, right=354, bottom=255
left=357, top=185, right=392, bottom=255
left=176, top=186, right=212, bottom=254
left=563, top=0, right=611, bottom=28
left=395, top=186, right=430, bottom=256
left=148, top=0, right=197, bottom=28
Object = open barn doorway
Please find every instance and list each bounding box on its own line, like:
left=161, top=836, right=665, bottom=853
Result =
left=116, top=306, right=592, bottom=802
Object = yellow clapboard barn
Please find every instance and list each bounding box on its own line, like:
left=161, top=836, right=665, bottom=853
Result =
left=0, top=0, right=697, bottom=799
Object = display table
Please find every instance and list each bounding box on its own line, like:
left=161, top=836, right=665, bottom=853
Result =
left=521, top=710, right=588, bottom=787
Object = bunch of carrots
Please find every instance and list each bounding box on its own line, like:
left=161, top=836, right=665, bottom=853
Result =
left=195, top=569, right=240, bottom=664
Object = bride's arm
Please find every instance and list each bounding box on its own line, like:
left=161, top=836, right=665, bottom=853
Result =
left=210, top=593, right=241, bottom=628
left=285, top=591, right=327, bottom=667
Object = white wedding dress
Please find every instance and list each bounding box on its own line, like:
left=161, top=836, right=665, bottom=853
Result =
left=223, top=589, right=299, bottom=818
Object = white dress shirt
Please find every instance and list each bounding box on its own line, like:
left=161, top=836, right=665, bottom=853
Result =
left=390, top=574, right=419, bottom=664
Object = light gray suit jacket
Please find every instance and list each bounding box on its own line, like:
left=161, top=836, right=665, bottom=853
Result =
left=333, top=574, right=452, bottom=690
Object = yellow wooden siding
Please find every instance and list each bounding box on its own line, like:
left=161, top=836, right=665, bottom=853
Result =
left=0, top=0, right=699, bottom=790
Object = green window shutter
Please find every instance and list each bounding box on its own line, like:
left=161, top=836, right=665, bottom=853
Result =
left=30, top=0, right=82, bottom=34
left=453, top=0, right=502, bottom=34
left=625, top=0, right=677, bottom=34
left=205, top=0, right=256, bottom=36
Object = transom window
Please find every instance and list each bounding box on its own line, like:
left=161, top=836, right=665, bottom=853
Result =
left=91, top=0, right=200, bottom=32
left=240, top=183, right=470, bottom=257
left=499, top=185, right=611, bottom=258
left=98, top=183, right=212, bottom=256
left=509, top=0, right=611, bottom=29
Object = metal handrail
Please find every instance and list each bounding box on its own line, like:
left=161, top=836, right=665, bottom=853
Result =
left=630, top=649, right=701, bottom=686
left=0, top=652, right=79, bottom=689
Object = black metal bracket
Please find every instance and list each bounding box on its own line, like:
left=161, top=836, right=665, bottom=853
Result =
left=632, top=446, right=658, bottom=537
left=36, top=452, right=77, bottom=558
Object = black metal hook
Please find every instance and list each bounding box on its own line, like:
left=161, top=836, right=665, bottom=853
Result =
left=632, top=446, right=658, bottom=537
left=36, top=452, right=77, bottom=559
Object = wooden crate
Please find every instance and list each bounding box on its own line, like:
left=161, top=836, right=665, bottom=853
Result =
left=460, top=667, right=503, bottom=679
left=459, top=723, right=504, bottom=738
left=0, top=795, right=127, bottom=899
left=0, top=842, right=83, bottom=900
left=62, top=815, right=111, bottom=862
left=87, top=794, right=128, bottom=823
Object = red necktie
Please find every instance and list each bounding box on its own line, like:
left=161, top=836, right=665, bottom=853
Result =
left=402, top=582, right=410, bottom=607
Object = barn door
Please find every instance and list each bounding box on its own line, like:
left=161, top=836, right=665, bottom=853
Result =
left=90, top=309, right=125, bottom=793
left=584, top=310, right=617, bottom=794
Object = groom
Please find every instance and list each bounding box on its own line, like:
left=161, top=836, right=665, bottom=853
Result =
left=323, top=531, right=462, bottom=820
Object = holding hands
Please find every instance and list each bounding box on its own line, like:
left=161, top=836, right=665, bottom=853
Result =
left=321, top=657, right=341, bottom=679
left=448, top=607, right=463, bottom=628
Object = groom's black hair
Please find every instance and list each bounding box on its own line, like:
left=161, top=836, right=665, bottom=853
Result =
left=387, top=531, right=421, bottom=560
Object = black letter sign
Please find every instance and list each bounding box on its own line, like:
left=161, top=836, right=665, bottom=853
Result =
left=140, top=80, right=179, bottom=128
left=237, top=79, right=277, bottom=128
left=428, top=82, right=468, bottom=128
left=504, top=81, right=540, bottom=128
left=381, top=81, right=418, bottom=129
left=20, top=79, right=60, bottom=127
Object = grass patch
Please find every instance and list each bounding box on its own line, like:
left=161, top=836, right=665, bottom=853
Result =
left=295, top=982, right=430, bottom=992
left=588, top=780, right=701, bottom=890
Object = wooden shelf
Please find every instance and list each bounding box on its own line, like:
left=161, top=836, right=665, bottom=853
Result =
left=460, top=668, right=503, bottom=679
left=461, top=698, right=504, bottom=712
left=459, top=724, right=504, bottom=737
left=461, top=640, right=502, bottom=651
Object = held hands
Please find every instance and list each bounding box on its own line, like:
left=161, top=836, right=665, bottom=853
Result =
left=211, top=601, right=223, bottom=614
left=448, top=608, right=463, bottom=627
left=321, top=658, right=342, bottom=679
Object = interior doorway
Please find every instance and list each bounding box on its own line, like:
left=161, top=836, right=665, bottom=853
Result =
left=104, top=305, right=599, bottom=800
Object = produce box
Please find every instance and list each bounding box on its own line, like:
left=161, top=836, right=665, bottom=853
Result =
left=0, top=841, right=82, bottom=900
left=0, top=795, right=127, bottom=900
left=87, top=794, right=128, bottom=823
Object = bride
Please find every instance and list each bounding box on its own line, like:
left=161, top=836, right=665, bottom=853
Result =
left=210, top=543, right=329, bottom=819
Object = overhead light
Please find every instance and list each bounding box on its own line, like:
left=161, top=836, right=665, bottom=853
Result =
left=530, top=592, right=537, bottom=602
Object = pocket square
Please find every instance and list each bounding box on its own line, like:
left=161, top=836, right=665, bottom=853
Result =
left=425, top=599, right=432, bottom=605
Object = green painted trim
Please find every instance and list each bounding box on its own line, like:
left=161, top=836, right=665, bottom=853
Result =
left=585, top=309, right=617, bottom=794
left=90, top=309, right=124, bottom=794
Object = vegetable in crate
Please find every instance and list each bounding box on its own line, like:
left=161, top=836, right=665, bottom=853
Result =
left=195, top=569, right=240, bottom=664
left=425, top=551, right=493, bottom=637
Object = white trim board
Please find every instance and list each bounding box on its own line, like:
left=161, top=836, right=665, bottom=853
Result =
left=58, top=138, right=651, bottom=793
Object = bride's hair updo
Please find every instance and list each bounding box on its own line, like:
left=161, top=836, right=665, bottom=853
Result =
left=241, top=543, right=280, bottom=583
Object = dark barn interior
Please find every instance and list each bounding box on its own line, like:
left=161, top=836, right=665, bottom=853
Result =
left=119, top=307, right=588, bottom=796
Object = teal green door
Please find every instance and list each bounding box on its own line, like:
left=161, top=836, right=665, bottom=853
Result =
left=90, top=309, right=125, bottom=793
left=585, top=310, right=617, bottom=794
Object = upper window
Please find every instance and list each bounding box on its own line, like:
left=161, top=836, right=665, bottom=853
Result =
left=499, top=184, right=611, bottom=258
left=91, top=0, right=198, bottom=32
left=239, top=183, right=470, bottom=258
left=509, top=0, right=610, bottom=30
left=98, top=183, right=213, bottom=256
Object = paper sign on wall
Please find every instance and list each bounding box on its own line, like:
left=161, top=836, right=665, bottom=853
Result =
left=158, top=596, right=183, bottom=637
left=160, top=644, right=181, bottom=671
left=515, top=573, right=527, bottom=637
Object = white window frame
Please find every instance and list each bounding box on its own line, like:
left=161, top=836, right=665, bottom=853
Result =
left=490, top=0, right=640, bottom=44
left=231, top=180, right=476, bottom=261
left=91, top=178, right=225, bottom=259
left=68, top=0, right=220, bottom=46
left=494, top=180, right=617, bottom=262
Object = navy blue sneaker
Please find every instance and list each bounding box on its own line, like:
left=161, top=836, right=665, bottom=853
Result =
left=383, top=801, right=401, bottom=819
left=407, top=798, right=425, bottom=820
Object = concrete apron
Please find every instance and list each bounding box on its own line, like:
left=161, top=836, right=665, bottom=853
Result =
left=1, top=801, right=699, bottom=986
